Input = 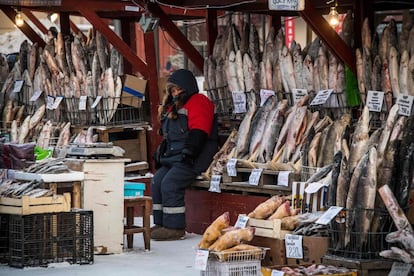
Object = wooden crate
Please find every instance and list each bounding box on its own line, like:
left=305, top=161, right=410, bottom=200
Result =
left=247, top=217, right=291, bottom=239
left=322, top=255, right=394, bottom=276
left=0, top=193, right=71, bottom=215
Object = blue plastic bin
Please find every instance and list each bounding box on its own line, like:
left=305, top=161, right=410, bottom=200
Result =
left=124, top=182, right=146, bottom=197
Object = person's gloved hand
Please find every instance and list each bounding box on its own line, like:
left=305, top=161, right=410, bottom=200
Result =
left=182, top=148, right=194, bottom=165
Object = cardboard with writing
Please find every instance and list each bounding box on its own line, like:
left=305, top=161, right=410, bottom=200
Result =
left=122, top=74, right=147, bottom=108
left=286, top=236, right=329, bottom=265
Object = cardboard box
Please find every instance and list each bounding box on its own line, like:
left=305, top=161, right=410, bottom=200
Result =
left=248, top=236, right=286, bottom=266
left=407, top=188, right=414, bottom=224
left=286, top=236, right=329, bottom=266
left=122, top=74, right=147, bottom=108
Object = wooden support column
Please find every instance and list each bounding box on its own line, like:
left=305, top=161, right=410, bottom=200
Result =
left=121, top=18, right=135, bottom=75
left=60, top=12, right=71, bottom=37
left=271, top=14, right=282, bottom=32
left=143, top=31, right=162, bottom=171
left=206, top=9, right=217, bottom=56
left=299, top=0, right=356, bottom=74
left=77, top=4, right=148, bottom=77
left=0, top=5, right=45, bottom=48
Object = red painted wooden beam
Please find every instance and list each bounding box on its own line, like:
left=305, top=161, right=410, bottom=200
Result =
left=146, top=2, right=205, bottom=73
left=21, top=8, right=48, bottom=34
left=0, top=5, right=46, bottom=49
left=299, top=0, right=356, bottom=74
left=76, top=4, right=149, bottom=78
left=206, top=9, right=217, bottom=56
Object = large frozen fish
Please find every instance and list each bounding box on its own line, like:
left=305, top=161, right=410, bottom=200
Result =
left=348, top=105, right=370, bottom=173
left=235, top=93, right=257, bottom=158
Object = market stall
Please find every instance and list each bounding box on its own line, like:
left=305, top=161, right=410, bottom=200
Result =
left=0, top=0, right=414, bottom=275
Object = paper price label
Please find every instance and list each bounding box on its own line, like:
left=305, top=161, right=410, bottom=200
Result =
left=47, top=95, right=55, bottom=110
left=277, top=171, right=290, bottom=187
left=248, top=168, right=263, bottom=186
left=52, top=96, right=64, bottom=109
left=388, top=262, right=412, bottom=276
left=316, top=206, right=343, bottom=225
left=209, top=175, right=221, bottom=193
left=285, top=234, right=303, bottom=259
left=12, top=80, right=24, bottom=93
left=234, top=214, right=249, bottom=229
left=366, top=90, right=384, bottom=112
left=292, top=89, right=307, bottom=105
left=194, top=249, right=209, bottom=271
left=30, top=90, right=43, bottom=102
left=260, top=89, right=275, bottom=106
left=91, top=95, right=102, bottom=108
left=232, top=91, right=247, bottom=113
left=271, top=270, right=285, bottom=276
left=397, top=94, right=414, bottom=116
left=79, top=95, right=87, bottom=110
left=310, top=89, right=333, bottom=106
left=226, top=158, right=237, bottom=177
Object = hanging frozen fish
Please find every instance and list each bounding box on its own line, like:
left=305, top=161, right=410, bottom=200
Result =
left=225, top=51, right=239, bottom=92
left=399, top=11, right=414, bottom=53
left=55, top=32, right=69, bottom=76
left=279, top=46, right=296, bottom=93
left=96, top=31, right=109, bottom=71
left=371, top=55, right=382, bottom=91
left=29, top=104, right=45, bottom=130
left=28, top=42, right=38, bottom=81
left=235, top=93, right=256, bottom=158
left=18, top=115, right=31, bottom=144
left=265, top=58, right=273, bottom=91
left=348, top=105, right=370, bottom=173
left=235, top=50, right=245, bottom=92
left=361, top=18, right=372, bottom=50
left=243, top=53, right=255, bottom=92
left=388, top=46, right=400, bottom=99
left=399, top=50, right=409, bottom=95
left=341, top=10, right=354, bottom=48
left=382, top=60, right=393, bottom=111
left=282, top=106, right=307, bottom=163
left=318, top=47, right=329, bottom=90
left=292, top=42, right=304, bottom=89
left=302, top=54, right=314, bottom=92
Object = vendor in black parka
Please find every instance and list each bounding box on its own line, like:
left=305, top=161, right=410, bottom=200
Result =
left=151, top=69, right=219, bottom=241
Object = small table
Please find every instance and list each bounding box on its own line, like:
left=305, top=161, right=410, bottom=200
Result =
left=124, top=196, right=152, bottom=251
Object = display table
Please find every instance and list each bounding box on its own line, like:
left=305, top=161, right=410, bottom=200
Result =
left=65, top=158, right=130, bottom=254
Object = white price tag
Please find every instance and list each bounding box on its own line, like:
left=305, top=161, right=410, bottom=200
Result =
left=389, top=262, right=412, bottom=276
left=316, top=206, right=343, bottom=225
left=269, top=0, right=305, bottom=11
left=285, top=234, right=303, bottom=259
left=260, top=89, right=275, bottom=106
left=52, top=96, right=64, bottom=109
left=91, top=95, right=102, bottom=108
left=12, top=80, right=24, bottom=93
left=248, top=168, right=263, bottom=186
left=397, top=94, right=414, bottom=116
left=234, top=214, right=249, bottom=229
left=292, top=89, right=307, bottom=105
left=310, top=89, right=333, bottom=106
left=209, top=175, right=221, bottom=193
left=271, top=270, right=285, bottom=276
left=366, top=90, right=384, bottom=112
left=30, top=90, right=43, bottom=102
left=46, top=95, right=55, bottom=110
left=79, top=95, right=87, bottom=110
left=277, top=171, right=290, bottom=187
left=194, top=249, right=209, bottom=271
left=232, top=91, right=247, bottom=113
left=226, top=158, right=237, bottom=177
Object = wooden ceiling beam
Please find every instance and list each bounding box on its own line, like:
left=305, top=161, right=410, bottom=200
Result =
left=0, top=5, right=46, bottom=49
left=299, top=0, right=356, bottom=74
left=146, top=1, right=205, bottom=72
left=21, top=8, right=48, bottom=34
left=76, top=3, right=149, bottom=78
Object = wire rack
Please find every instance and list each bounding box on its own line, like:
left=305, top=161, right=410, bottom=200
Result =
left=210, top=247, right=268, bottom=262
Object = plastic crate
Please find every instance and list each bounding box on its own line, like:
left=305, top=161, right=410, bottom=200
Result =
left=0, top=214, right=9, bottom=263
left=8, top=210, right=94, bottom=268
left=124, top=182, right=146, bottom=198
left=201, top=259, right=261, bottom=276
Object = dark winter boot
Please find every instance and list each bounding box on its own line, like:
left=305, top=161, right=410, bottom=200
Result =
left=150, top=227, right=185, bottom=241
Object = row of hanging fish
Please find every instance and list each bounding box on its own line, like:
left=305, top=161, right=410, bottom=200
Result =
left=204, top=12, right=354, bottom=114
left=357, top=13, right=414, bottom=110
left=1, top=29, right=123, bottom=127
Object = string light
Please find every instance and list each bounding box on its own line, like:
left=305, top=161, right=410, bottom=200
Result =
left=15, top=10, right=24, bottom=27
left=327, top=6, right=339, bottom=27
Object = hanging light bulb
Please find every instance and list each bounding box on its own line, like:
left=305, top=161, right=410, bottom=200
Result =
left=327, top=6, right=339, bottom=28
left=15, top=10, right=24, bottom=27
left=48, top=13, right=59, bottom=23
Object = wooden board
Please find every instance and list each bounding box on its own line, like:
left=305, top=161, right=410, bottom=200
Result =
left=0, top=193, right=71, bottom=215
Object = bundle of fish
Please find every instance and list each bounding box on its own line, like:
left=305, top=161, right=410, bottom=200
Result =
left=1, top=29, right=123, bottom=128
left=357, top=13, right=414, bottom=110
left=24, top=157, right=70, bottom=174
left=204, top=12, right=354, bottom=115
left=0, top=179, right=53, bottom=198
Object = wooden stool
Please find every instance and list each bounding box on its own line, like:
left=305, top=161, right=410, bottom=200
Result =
left=123, top=196, right=152, bottom=250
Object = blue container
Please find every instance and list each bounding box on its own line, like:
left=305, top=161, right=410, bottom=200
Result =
left=124, top=182, right=146, bottom=197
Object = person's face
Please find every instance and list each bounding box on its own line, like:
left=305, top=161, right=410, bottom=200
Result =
left=169, top=86, right=183, bottom=97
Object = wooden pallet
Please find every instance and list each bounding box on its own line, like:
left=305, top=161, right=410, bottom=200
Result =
left=247, top=217, right=291, bottom=239
left=0, top=193, right=71, bottom=215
